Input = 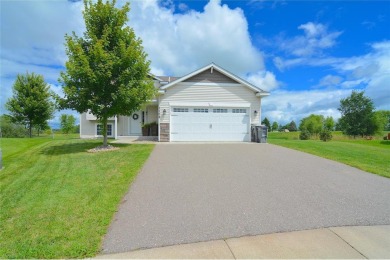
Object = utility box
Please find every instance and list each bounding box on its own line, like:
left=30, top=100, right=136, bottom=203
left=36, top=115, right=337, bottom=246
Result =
left=251, top=125, right=268, bottom=143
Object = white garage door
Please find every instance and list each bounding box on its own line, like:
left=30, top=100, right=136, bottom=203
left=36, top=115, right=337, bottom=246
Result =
left=170, top=107, right=250, bottom=142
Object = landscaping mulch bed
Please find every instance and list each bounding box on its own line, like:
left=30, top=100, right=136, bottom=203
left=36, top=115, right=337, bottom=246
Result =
left=87, top=145, right=119, bottom=153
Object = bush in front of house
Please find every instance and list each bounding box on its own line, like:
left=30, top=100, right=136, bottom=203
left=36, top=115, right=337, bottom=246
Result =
left=299, top=130, right=311, bottom=140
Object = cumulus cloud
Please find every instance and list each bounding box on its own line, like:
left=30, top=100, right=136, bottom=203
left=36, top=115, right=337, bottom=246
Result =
left=247, top=71, right=279, bottom=91
left=277, top=22, right=342, bottom=58
left=262, top=89, right=351, bottom=125
left=127, top=0, right=265, bottom=77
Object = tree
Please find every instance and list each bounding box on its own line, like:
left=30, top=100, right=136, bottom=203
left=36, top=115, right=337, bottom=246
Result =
left=261, top=117, right=271, bottom=131
left=271, top=122, right=279, bottom=132
left=299, top=114, right=324, bottom=137
left=323, top=116, right=335, bottom=131
left=338, top=91, right=378, bottom=137
left=59, top=0, right=156, bottom=147
left=5, top=73, right=54, bottom=137
left=287, top=120, right=297, bottom=131
left=60, top=114, right=76, bottom=134
left=374, top=110, right=390, bottom=131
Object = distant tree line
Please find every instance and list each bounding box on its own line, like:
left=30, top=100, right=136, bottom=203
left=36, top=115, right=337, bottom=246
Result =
left=261, top=91, right=389, bottom=141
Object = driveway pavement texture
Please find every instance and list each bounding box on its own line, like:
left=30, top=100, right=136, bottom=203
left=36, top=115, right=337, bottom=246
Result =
left=102, top=143, right=390, bottom=254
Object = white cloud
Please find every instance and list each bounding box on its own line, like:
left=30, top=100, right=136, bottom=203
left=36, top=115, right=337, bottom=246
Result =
left=127, top=0, right=265, bottom=77
left=262, top=89, right=351, bottom=125
left=247, top=71, right=279, bottom=91
left=317, top=74, right=343, bottom=87
left=277, top=22, right=342, bottom=58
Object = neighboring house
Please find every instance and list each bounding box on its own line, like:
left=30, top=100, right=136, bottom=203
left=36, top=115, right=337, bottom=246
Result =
left=80, top=63, right=269, bottom=142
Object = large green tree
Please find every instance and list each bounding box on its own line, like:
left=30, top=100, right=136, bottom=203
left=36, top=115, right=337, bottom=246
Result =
left=60, top=0, right=156, bottom=146
left=5, top=73, right=54, bottom=138
left=338, top=91, right=378, bottom=137
left=60, top=114, right=76, bottom=134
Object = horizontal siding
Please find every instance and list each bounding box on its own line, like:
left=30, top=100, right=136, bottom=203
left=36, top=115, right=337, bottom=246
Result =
left=184, top=69, right=236, bottom=84
left=160, top=83, right=261, bottom=125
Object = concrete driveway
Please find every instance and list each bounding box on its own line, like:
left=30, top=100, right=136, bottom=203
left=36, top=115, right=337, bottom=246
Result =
left=102, top=143, right=390, bottom=254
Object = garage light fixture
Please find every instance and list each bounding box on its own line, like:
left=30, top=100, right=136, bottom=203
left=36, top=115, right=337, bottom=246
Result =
left=163, top=109, right=166, bottom=115
left=254, top=110, right=258, bottom=115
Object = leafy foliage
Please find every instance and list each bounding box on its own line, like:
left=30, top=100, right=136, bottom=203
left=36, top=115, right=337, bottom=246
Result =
left=271, top=121, right=279, bottom=132
left=60, top=114, right=77, bottom=134
left=0, top=115, right=27, bottom=138
left=299, top=114, right=324, bottom=136
left=59, top=0, right=156, bottom=146
left=5, top=73, right=54, bottom=137
left=373, top=110, right=390, bottom=131
left=323, top=116, right=335, bottom=131
left=287, top=120, right=298, bottom=131
left=261, top=117, right=271, bottom=131
left=338, top=91, right=379, bottom=137
left=319, top=129, right=333, bottom=142
left=299, top=130, right=311, bottom=140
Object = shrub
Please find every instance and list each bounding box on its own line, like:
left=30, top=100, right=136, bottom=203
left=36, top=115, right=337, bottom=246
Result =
left=0, top=115, right=27, bottom=137
left=299, top=130, right=311, bottom=140
left=320, top=130, right=333, bottom=142
left=384, top=136, right=388, bottom=140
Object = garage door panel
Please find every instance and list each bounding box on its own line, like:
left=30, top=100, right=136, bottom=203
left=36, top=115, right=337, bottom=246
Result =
left=171, top=107, right=250, bottom=142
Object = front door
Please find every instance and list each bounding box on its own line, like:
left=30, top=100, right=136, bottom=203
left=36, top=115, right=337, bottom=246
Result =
left=129, top=111, right=142, bottom=135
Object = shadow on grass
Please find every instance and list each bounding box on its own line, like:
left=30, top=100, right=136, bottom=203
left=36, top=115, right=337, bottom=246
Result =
left=40, top=142, right=131, bottom=156
left=380, top=140, right=390, bottom=145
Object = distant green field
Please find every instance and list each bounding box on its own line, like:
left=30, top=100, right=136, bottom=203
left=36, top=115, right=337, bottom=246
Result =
left=268, top=131, right=390, bottom=178
left=0, top=137, right=154, bottom=258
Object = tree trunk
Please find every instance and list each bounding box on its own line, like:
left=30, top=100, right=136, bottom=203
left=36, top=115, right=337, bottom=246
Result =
left=102, top=117, right=108, bottom=147
left=29, top=122, right=32, bottom=138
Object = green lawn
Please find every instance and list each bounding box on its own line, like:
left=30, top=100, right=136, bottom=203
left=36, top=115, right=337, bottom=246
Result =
left=0, top=137, right=154, bottom=258
left=268, top=132, right=390, bottom=178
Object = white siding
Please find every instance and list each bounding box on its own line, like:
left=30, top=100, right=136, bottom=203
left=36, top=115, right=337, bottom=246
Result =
left=159, top=83, right=262, bottom=125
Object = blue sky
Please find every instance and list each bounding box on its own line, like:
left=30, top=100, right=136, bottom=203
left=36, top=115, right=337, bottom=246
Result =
left=1, top=0, right=389, bottom=127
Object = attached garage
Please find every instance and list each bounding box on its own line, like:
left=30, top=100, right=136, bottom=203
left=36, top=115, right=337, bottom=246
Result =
left=157, top=63, right=269, bottom=142
left=170, top=105, right=250, bottom=142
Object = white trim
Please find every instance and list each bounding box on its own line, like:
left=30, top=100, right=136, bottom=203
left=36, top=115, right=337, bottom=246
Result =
left=114, top=116, right=118, bottom=140
left=176, top=82, right=242, bottom=87
left=160, top=63, right=269, bottom=95
left=169, top=102, right=251, bottom=108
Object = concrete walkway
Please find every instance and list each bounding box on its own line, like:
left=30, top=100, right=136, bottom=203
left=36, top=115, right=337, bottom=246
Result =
left=97, top=225, right=390, bottom=259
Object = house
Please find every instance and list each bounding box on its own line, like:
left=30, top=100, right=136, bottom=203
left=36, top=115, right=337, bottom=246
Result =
left=80, top=63, right=269, bottom=142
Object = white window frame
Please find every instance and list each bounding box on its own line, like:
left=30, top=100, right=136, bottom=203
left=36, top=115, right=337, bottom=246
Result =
left=96, top=123, right=113, bottom=137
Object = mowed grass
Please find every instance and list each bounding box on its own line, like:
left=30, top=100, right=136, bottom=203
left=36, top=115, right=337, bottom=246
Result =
left=268, top=131, right=390, bottom=178
left=0, top=137, right=154, bottom=258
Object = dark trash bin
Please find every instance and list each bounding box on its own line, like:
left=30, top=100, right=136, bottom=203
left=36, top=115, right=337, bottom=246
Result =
left=251, top=125, right=268, bottom=143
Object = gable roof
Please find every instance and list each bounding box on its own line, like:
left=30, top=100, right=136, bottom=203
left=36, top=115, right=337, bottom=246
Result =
left=159, top=63, right=270, bottom=96
left=148, top=72, right=164, bottom=82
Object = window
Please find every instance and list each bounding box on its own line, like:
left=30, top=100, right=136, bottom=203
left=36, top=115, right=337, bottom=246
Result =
left=213, top=108, right=228, bottom=113
left=97, top=124, right=112, bottom=136
left=232, top=108, right=247, bottom=113
left=194, top=108, right=208, bottom=113
left=173, top=108, right=189, bottom=112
